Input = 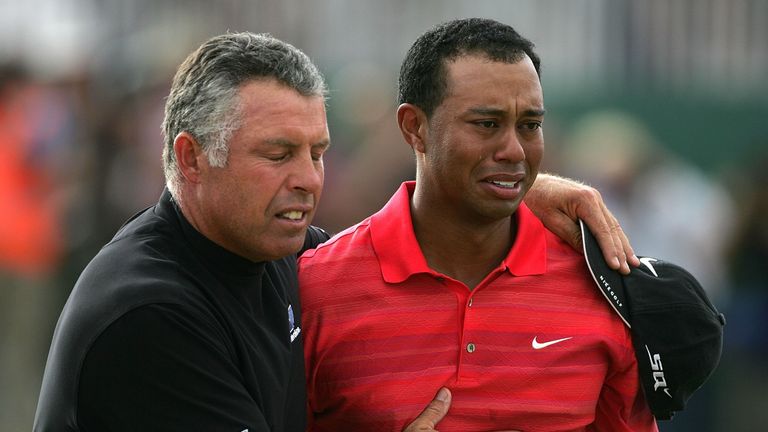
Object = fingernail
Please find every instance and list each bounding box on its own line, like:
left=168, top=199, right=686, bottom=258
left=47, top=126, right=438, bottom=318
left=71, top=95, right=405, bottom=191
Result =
left=611, top=257, right=620, bottom=269
left=437, top=388, right=450, bottom=402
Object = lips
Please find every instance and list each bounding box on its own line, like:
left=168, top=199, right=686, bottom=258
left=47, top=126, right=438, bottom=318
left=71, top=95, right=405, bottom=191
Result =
left=480, top=173, right=526, bottom=199
left=487, top=179, right=520, bottom=189
left=277, top=210, right=304, bottom=221
left=276, top=204, right=313, bottom=222
left=482, top=172, right=525, bottom=187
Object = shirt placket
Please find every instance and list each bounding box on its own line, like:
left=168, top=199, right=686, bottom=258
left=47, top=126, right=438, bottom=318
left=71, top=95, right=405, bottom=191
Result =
left=451, top=265, right=506, bottom=382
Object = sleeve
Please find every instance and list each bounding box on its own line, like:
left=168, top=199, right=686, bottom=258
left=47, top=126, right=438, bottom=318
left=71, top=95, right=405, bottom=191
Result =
left=77, top=304, right=272, bottom=432
left=590, top=338, right=659, bottom=432
left=298, top=261, right=322, bottom=431
left=301, top=225, right=331, bottom=255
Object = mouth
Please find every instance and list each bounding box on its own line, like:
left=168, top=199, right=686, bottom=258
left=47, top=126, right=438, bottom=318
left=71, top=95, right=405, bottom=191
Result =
left=480, top=173, right=526, bottom=199
left=485, top=179, right=521, bottom=189
left=276, top=210, right=307, bottom=221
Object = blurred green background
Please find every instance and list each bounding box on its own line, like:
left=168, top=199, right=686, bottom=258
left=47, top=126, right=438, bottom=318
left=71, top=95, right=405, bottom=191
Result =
left=1, top=0, right=766, bottom=430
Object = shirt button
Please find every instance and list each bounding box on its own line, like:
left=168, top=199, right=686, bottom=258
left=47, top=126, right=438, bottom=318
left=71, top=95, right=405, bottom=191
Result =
left=468, top=298, right=473, bottom=307
left=466, top=343, right=476, bottom=353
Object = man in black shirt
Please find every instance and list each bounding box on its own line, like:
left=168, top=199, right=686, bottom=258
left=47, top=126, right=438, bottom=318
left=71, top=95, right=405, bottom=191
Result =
left=34, top=32, right=637, bottom=431
left=34, top=32, right=334, bottom=432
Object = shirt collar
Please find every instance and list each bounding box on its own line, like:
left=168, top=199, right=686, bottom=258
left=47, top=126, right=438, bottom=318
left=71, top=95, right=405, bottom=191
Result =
left=370, top=181, right=547, bottom=284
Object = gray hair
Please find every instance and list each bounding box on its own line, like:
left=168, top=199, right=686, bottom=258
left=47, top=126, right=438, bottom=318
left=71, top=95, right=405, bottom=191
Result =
left=161, top=32, right=327, bottom=198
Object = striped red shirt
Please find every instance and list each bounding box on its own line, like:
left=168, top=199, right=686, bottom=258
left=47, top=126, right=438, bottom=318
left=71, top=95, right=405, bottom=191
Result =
left=300, top=182, right=657, bottom=432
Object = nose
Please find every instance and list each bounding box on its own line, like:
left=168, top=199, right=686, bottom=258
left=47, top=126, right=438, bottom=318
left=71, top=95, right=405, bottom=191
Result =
left=493, top=131, right=526, bottom=163
left=289, top=151, right=324, bottom=195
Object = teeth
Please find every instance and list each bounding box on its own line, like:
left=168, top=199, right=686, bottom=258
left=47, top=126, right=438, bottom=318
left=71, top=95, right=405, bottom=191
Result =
left=490, top=180, right=518, bottom=188
left=279, top=211, right=304, bottom=220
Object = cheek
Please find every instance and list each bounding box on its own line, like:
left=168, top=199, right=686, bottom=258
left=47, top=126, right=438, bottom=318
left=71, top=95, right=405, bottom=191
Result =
left=525, top=141, right=545, bottom=167
left=317, top=165, right=325, bottom=191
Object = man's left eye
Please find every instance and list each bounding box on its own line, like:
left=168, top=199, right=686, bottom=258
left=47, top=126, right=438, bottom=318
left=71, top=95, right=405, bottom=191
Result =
left=521, top=122, right=541, bottom=130
left=476, top=120, right=498, bottom=128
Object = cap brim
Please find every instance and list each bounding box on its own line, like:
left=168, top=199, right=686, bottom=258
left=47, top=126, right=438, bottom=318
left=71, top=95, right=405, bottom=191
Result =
left=580, top=220, right=631, bottom=327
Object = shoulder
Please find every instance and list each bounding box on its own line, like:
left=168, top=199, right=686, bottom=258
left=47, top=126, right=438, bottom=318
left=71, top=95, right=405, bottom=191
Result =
left=299, top=217, right=373, bottom=264
left=298, top=218, right=380, bottom=305
left=539, top=228, right=635, bottom=350
left=534, top=225, right=631, bottom=328
left=544, top=227, right=586, bottom=266
left=301, top=225, right=332, bottom=254
left=38, top=218, right=211, bottom=397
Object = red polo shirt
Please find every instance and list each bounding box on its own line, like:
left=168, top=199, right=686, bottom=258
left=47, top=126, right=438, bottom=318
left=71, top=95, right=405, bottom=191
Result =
left=300, top=182, right=656, bottom=432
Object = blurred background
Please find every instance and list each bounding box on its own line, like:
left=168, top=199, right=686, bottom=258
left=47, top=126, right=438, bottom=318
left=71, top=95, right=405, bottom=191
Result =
left=1, top=0, right=766, bottom=430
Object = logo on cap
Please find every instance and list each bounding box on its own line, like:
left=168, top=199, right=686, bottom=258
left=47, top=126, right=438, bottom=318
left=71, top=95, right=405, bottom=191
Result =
left=645, top=345, right=672, bottom=398
left=639, top=257, right=659, bottom=277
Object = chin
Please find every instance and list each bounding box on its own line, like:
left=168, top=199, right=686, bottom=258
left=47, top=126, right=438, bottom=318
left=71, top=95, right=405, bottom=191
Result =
left=245, top=237, right=305, bottom=263
left=276, top=236, right=307, bottom=258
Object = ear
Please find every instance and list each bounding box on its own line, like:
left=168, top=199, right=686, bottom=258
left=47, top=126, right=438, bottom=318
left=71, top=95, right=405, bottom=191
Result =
left=397, top=103, right=428, bottom=154
left=173, top=132, right=207, bottom=184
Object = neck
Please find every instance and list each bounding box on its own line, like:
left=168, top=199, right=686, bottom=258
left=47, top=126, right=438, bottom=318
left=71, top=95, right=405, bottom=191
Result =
left=410, top=193, right=517, bottom=290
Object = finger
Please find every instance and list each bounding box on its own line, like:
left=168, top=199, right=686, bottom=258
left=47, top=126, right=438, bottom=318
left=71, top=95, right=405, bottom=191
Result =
left=601, top=208, right=628, bottom=274
left=402, top=387, right=452, bottom=432
left=598, top=203, right=640, bottom=274
left=569, top=189, right=622, bottom=271
left=608, top=211, right=639, bottom=273
left=610, top=211, right=639, bottom=268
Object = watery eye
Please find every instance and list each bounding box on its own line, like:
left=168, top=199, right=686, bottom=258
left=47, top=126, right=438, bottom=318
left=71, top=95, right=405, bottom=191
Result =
left=523, top=122, right=541, bottom=130
left=477, top=120, right=498, bottom=128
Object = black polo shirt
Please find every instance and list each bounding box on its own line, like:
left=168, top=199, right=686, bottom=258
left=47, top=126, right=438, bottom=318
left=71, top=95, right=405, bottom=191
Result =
left=34, top=190, right=329, bottom=432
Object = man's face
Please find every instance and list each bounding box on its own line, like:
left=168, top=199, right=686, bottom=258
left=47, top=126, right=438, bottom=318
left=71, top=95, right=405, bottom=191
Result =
left=194, top=79, right=329, bottom=262
left=419, top=54, right=544, bottom=224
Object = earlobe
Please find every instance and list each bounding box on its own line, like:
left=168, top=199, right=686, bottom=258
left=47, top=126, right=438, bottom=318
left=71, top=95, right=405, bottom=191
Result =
left=397, top=103, right=427, bottom=154
left=173, top=132, right=205, bottom=184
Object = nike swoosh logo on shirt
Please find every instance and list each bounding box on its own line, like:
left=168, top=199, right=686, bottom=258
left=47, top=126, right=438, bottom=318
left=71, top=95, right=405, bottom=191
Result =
left=532, top=336, right=573, bottom=349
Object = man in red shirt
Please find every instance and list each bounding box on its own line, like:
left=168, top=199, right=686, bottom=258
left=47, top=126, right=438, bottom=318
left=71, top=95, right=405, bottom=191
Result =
left=300, top=18, right=657, bottom=431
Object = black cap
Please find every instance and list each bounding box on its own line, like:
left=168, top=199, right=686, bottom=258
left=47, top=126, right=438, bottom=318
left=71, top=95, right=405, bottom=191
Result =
left=580, top=220, right=725, bottom=420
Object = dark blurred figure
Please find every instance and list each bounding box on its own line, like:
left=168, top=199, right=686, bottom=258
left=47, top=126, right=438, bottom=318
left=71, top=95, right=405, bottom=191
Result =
left=719, top=146, right=768, bottom=431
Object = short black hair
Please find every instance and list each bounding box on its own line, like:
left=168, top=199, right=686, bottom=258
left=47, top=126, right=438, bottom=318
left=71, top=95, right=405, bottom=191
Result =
left=398, top=18, right=541, bottom=117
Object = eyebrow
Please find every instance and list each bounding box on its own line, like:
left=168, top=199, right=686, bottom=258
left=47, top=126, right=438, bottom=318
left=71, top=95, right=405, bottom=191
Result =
left=522, top=108, right=547, bottom=117
left=467, top=107, right=547, bottom=117
left=264, top=138, right=331, bottom=149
